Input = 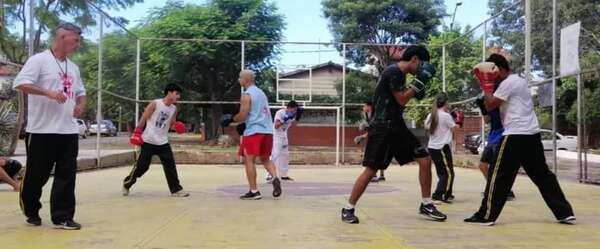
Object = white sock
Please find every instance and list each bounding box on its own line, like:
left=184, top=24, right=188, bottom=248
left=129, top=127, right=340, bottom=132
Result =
left=422, top=197, right=433, bottom=205
left=344, top=203, right=355, bottom=210
left=251, top=189, right=259, bottom=193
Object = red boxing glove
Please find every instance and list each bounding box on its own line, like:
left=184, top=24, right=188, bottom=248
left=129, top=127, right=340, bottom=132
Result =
left=454, top=110, right=465, bottom=128
left=473, top=62, right=499, bottom=93
left=130, top=127, right=144, bottom=146
left=174, top=121, right=185, bottom=134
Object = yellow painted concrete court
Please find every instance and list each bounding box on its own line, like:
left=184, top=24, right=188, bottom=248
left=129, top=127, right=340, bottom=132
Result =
left=1, top=165, right=600, bottom=249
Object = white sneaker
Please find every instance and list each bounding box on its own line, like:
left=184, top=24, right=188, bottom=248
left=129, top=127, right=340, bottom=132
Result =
left=122, top=186, right=129, bottom=196
left=559, top=216, right=576, bottom=225
left=171, top=190, right=190, bottom=197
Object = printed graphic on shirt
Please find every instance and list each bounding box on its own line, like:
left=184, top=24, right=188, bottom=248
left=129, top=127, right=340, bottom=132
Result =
left=60, top=72, right=74, bottom=99
left=155, top=111, right=170, bottom=128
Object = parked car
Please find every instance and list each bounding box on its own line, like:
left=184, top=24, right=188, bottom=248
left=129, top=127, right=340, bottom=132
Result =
left=464, top=134, right=481, bottom=155
left=89, top=120, right=118, bottom=136
left=74, top=119, right=89, bottom=139
left=540, top=129, right=577, bottom=151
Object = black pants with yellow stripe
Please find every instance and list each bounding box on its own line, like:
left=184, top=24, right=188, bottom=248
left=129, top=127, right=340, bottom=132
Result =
left=429, top=144, right=454, bottom=200
left=20, top=133, right=78, bottom=223
left=123, top=142, right=183, bottom=194
left=477, top=133, right=574, bottom=221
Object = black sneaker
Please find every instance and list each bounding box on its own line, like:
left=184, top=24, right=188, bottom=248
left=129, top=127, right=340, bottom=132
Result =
left=341, top=208, right=359, bottom=224
left=419, top=203, right=447, bottom=221
left=272, top=178, right=282, bottom=198
left=281, top=176, right=294, bottom=181
left=26, top=216, right=42, bottom=226
left=558, top=216, right=576, bottom=225
left=53, top=220, right=82, bottom=230
left=507, top=191, right=516, bottom=201
left=239, top=191, right=262, bottom=200
left=464, top=214, right=495, bottom=226
left=378, top=176, right=386, bottom=181
left=431, top=196, right=444, bottom=205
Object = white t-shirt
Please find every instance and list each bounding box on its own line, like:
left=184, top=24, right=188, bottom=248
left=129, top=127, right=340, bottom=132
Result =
left=273, top=109, right=294, bottom=138
left=142, top=99, right=177, bottom=146
left=425, top=110, right=456, bottom=149
left=13, top=50, right=86, bottom=134
left=493, top=74, right=540, bottom=135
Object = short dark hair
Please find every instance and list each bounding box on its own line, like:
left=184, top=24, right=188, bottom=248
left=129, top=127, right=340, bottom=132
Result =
left=287, top=100, right=299, bottom=108
left=401, top=45, right=430, bottom=62
left=364, top=100, right=373, bottom=106
left=164, top=83, right=183, bottom=95
left=486, top=54, right=510, bottom=71
left=55, top=22, right=82, bottom=35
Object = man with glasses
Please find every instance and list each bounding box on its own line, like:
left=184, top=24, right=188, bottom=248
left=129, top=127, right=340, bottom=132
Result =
left=13, top=22, right=86, bottom=230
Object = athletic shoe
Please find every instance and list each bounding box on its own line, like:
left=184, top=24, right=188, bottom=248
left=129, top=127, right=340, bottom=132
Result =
left=431, top=196, right=444, bottom=205
left=266, top=176, right=273, bottom=183
left=341, top=208, right=359, bottom=224
left=370, top=176, right=379, bottom=183
left=171, top=189, right=190, bottom=197
left=122, top=186, right=129, bottom=196
left=446, top=195, right=455, bottom=202
left=240, top=191, right=262, bottom=200
left=53, top=220, right=82, bottom=230
left=272, top=178, right=282, bottom=198
left=464, top=214, right=495, bottom=226
left=419, top=203, right=447, bottom=221
left=26, top=215, right=42, bottom=226
left=378, top=176, right=386, bottom=181
left=558, top=216, right=576, bottom=225
left=281, top=176, right=294, bottom=181
left=507, top=191, right=516, bottom=201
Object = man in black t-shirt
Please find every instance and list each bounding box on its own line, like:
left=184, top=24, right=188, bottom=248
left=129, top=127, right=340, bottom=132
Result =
left=341, top=46, right=447, bottom=224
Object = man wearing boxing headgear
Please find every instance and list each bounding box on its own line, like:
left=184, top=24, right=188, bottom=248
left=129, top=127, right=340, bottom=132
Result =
left=465, top=54, right=575, bottom=226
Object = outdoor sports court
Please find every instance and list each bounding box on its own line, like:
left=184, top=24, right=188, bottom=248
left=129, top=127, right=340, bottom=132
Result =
left=2, top=165, right=599, bottom=249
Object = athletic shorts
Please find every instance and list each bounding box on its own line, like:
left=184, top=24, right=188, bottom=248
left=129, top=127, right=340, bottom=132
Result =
left=362, top=124, right=429, bottom=170
left=480, top=143, right=497, bottom=163
left=238, top=133, right=273, bottom=157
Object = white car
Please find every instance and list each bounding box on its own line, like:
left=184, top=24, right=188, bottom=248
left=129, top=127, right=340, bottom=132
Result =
left=74, top=119, right=89, bottom=139
left=540, top=129, right=577, bottom=151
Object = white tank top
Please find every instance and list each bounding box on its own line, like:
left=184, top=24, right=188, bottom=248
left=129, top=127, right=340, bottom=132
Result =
left=142, top=99, right=176, bottom=145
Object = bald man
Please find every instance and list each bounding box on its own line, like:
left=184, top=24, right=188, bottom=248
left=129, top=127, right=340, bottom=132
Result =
left=13, top=22, right=86, bottom=230
left=222, top=70, right=282, bottom=200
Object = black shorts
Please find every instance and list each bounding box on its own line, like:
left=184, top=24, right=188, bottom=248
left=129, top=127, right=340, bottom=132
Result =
left=362, top=124, right=428, bottom=170
left=480, top=143, right=497, bottom=163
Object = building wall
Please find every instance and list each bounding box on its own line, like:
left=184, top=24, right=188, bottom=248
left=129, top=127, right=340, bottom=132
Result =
left=278, top=67, right=342, bottom=97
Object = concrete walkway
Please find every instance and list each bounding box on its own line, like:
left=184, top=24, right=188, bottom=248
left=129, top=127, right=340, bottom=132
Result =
left=1, top=165, right=599, bottom=249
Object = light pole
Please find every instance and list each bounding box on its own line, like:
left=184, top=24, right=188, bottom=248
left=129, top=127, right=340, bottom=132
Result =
left=450, top=1, right=463, bottom=30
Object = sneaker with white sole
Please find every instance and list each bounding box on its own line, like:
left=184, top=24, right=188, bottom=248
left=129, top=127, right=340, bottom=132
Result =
left=240, top=191, right=262, bottom=200
left=53, top=220, right=81, bottom=230
left=558, top=216, right=576, bottom=225
left=419, top=203, right=447, bottom=221
left=122, top=186, right=130, bottom=196
left=171, top=190, right=190, bottom=197
left=464, top=214, right=495, bottom=226
left=341, top=208, right=359, bottom=224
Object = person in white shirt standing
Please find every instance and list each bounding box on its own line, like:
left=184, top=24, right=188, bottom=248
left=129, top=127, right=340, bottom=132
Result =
left=465, top=54, right=575, bottom=225
left=123, top=84, right=189, bottom=197
left=425, top=94, right=459, bottom=204
left=266, top=100, right=301, bottom=182
left=13, top=23, right=86, bottom=230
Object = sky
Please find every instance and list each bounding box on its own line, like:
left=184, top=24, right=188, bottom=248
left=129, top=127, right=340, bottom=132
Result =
left=96, top=0, right=489, bottom=67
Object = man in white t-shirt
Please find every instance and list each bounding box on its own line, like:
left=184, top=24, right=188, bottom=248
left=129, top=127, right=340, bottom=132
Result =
left=266, top=100, right=301, bottom=182
left=13, top=23, right=86, bottom=230
left=465, top=54, right=575, bottom=226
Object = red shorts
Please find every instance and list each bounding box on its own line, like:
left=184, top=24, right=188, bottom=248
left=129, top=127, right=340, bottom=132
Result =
left=238, top=133, right=273, bottom=157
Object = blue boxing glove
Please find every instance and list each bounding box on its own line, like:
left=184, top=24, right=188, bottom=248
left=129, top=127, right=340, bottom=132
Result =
left=295, top=107, right=304, bottom=121
left=409, top=61, right=436, bottom=94
left=220, top=114, right=234, bottom=127
left=283, top=111, right=296, bottom=122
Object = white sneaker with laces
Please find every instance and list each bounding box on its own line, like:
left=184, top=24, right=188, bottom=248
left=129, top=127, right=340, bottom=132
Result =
left=171, top=190, right=190, bottom=197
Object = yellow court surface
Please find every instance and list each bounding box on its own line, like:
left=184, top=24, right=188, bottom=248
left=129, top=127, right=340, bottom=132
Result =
left=1, top=165, right=600, bottom=249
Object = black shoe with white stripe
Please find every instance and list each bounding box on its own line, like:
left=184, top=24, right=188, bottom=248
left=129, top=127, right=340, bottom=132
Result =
left=240, top=191, right=262, bottom=200
left=341, top=208, right=359, bottom=224
left=53, top=220, right=82, bottom=230
left=558, top=216, right=576, bottom=225
left=419, top=203, right=447, bottom=221
left=464, top=214, right=495, bottom=226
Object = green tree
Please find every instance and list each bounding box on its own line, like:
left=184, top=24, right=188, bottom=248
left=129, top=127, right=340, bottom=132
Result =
left=334, top=70, right=377, bottom=123
left=137, top=0, right=284, bottom=139
left=1, top=0, right=142, bottom=64
left=322, top=0, right=445, bottom=71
